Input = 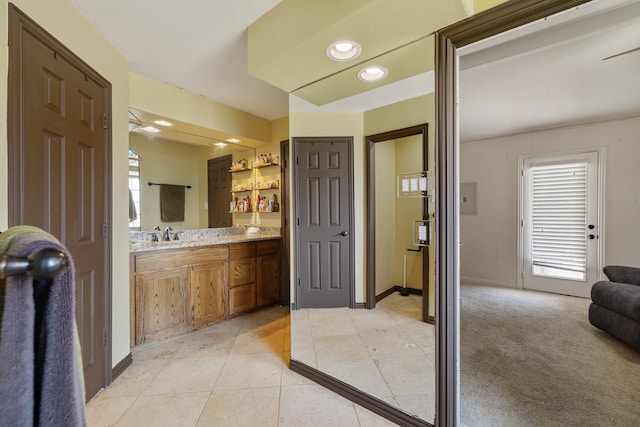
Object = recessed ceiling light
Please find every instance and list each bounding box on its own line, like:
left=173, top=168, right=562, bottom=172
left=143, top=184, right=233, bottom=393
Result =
left=215, top=142, right=227, bottom=147
left=326, top=40, right=362, bottom=62
left=140, top=126, right=160, bottom=133
left=357, top=66, right=388, bottom=82
left=153, top=119, right=173, bottom=127
left=226, top=138, right=241, bottom=143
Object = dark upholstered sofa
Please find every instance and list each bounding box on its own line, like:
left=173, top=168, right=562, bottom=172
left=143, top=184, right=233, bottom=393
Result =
left=589, top=265, right=640, bottom=351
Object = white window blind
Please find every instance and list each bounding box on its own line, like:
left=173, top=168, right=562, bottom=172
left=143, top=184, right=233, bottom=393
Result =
left=530, top=162, right=587, bottom=279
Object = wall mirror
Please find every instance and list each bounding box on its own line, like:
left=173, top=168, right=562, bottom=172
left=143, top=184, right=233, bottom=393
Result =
left=128, top=108, right=260, bottom=230
left=289, top=35, right=437, bottom=426
left=436, top=0, right=640, bottom=425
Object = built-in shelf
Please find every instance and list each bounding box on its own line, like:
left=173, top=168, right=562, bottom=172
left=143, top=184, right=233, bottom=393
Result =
left=254, top=185, right=279, bottom=191
left=253, top=162, right=279, bottom=169
left=229, top=167, right=251, bottom=173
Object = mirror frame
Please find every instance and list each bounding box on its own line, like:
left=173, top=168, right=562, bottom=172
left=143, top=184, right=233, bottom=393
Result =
left=366, top=124, right=430, bottom=323
left=434, top=0, right=591, bottom=425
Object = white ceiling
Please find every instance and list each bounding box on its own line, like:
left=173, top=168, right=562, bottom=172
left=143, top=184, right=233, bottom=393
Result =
left=459, top=0, right=640, bottom=142
left=72, top=0, right=289, bottom=121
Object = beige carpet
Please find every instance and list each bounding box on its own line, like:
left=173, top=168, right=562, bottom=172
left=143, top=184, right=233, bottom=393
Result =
left=460, top=284, right=640, bottom=427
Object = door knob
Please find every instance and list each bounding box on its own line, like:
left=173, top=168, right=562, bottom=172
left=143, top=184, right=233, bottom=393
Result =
left=588, top=234, right=596, bottom=240
left=588, top=224, right=595, bottom=230
left=339, top=231, right=349, bottom=236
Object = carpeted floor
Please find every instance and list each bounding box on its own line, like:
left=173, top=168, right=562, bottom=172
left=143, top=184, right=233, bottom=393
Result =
left=460, top=283, right=640, bottom=427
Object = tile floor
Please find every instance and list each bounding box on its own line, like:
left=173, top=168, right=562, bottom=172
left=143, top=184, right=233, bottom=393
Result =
left=85, top=305, right=398, bottom=426
left=291, top=293, right=436, bottom=423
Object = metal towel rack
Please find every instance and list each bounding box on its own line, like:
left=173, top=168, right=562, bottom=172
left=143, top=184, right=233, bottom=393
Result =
left=0, top=248, right=69, bottom=281
left=148, top=182, right=192, bottom=189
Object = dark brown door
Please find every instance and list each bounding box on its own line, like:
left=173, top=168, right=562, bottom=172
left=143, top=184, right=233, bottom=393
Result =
left=8, top=6, right=111, bottom=400
left=295, top=137, right=354, bottom=309
left=208, top=155, right=232, bottom=228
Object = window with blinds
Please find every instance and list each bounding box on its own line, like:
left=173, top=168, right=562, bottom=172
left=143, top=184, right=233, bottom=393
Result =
left=530, top=161, right=587, bottom=281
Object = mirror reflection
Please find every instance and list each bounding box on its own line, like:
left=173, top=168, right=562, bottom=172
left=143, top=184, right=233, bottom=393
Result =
left=128, top=111, right=258, bottom=230
left=289, top=35, right=436, bottom=424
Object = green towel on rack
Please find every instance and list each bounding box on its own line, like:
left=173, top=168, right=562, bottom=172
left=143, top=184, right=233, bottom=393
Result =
left=160, top=184, right=185, bottom=222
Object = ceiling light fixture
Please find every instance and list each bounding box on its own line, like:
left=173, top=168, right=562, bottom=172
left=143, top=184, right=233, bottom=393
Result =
left=357, top=66, right=388, bottom=82
left=153, top=119, right=173, bottom=127
left=140, top=126, right=160, bottom=133
left=326, top=40, right=362, bottom=62
left=226, top=138, right=241, bottom=143
left=215, top=142, right=227, bottom=147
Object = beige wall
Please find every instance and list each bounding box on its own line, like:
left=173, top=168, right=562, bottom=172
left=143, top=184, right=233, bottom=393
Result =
left=0, top=0, right=131, bottom=367
left=460, top=116, right=640, bottom=287
left=129, top=134, right=215, bottom=230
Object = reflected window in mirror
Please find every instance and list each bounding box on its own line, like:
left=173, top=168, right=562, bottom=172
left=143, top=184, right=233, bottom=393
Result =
left=128, top=149, right=141, bottom=230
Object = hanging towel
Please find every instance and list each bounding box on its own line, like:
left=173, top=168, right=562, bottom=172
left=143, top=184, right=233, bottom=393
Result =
left=128, top=188, right=138, bottom=222
left=0, top=226, right=86, bottom=427
left=159, top=184, right=185, bottom=222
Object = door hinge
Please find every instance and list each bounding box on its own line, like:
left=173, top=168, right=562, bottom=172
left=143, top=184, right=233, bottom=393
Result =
left=103, top=329, right=107, bottom=348
left=298, top=278, right=300, bottom=287
left=297, top=218, right=300, bottom=226
left=103, top=223, right=108, bottom=239
left=521, top=271, right=524, bottom=279
left=103, top=114, right=108, bottom=129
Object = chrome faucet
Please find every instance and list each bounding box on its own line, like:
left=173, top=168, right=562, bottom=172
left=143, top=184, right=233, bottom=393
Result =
left=151, top=226, right=161, bottom=242
left=163, top=227, right=173, bottom=241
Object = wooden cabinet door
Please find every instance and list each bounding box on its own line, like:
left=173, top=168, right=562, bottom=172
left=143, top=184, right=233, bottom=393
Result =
left=229, top=258, right=256, bottom=288
left=135, top=268, right=189, bottom=345
left=229, top=284, right=256, bottom=316
left=190, top=261, right=228, bottom=327
left=257, top=252, right=281, bottom=307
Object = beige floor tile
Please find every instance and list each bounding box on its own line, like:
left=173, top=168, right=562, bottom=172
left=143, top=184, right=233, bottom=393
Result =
left=395, top=393, right=436, bottom=424
left=307, top=309, right=358, bottom=337
left=132, top=336, right=188, bottom=361
left=99, top=359, right=167, bottom=398
left=196, top=387, right=280, bottom=426
left=144, top=356, right=227, bottom=395
left=313, top=334, right=370, bottom=364
left=358, top=327, right=425, bottom=360
left=353, top=405, right=400, bottom=427
left=230, top=327, right=285, bottom=355
left=278, top=384, right=360, bottom=427
left=173, top=331, right=236, bottom=359
left=115, top=392, right=209, bottom=427
left=85, top=395, right=136, bottom=427
left=317, top=358, right=394, bottom=401
left=215, top=353, right=283, bottom=390
left=375, top=356, right=435, bottom=397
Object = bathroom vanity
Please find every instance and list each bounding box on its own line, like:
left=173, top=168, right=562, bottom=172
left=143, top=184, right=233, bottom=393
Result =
left=129, top=231, right=281, bottom=345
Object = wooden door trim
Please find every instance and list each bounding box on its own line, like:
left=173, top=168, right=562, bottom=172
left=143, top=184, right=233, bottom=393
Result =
left=280, top=140, right=290, bottom=307
left=7, top=3, right=113, bottom=393
left=365, top=124, right=430, bottom=322
left=434, top=0, right=591, bottom=425
left=292, top=136, right=355, bottom=309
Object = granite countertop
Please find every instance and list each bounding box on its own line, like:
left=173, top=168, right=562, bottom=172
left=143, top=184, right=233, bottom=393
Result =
left=129, top=227, right=281, bottom=253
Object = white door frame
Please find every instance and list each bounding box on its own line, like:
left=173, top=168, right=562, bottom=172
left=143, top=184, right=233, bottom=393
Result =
left=517, top=148, right=606, bottom=292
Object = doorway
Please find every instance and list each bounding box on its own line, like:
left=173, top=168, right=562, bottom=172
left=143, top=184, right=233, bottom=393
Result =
left=7, top=5, right=112, bottom=399
left=520, top=150, right=602, bottom=297
left=293, top=137, right=354, bottom=309
left=366, top=124, right=431, bottom=322
left=207, top=155, right=232, bottom=228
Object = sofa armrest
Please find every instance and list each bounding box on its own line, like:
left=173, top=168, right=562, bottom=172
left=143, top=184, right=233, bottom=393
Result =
left=603, top=265, right=640, bottom=286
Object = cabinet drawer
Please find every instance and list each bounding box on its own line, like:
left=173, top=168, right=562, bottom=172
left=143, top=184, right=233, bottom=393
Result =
left=134, top=246, right=228, bottom=273
left=229, top=242, right=256, bottom=259
left=257, top=239, right=280, bottom=255
left=229, top=258, right=256, bottom=288
left=229, top=283, right=256, bottom=316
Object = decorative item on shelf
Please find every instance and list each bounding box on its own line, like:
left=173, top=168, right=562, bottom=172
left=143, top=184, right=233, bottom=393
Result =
left=255, top=193, right=280, bottom=212
left=229, top=159, right=250, bottom=172
left=254, top=153, right=279, bottom=168
left=230, top=195, right=252, bottom=213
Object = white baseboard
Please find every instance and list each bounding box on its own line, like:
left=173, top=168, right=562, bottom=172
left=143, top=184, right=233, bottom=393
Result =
left=460, top=277, right=518, bottom=289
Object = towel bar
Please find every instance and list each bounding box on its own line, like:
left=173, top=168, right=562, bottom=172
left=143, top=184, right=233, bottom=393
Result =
left=0, top=248, right=69, bottom=281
